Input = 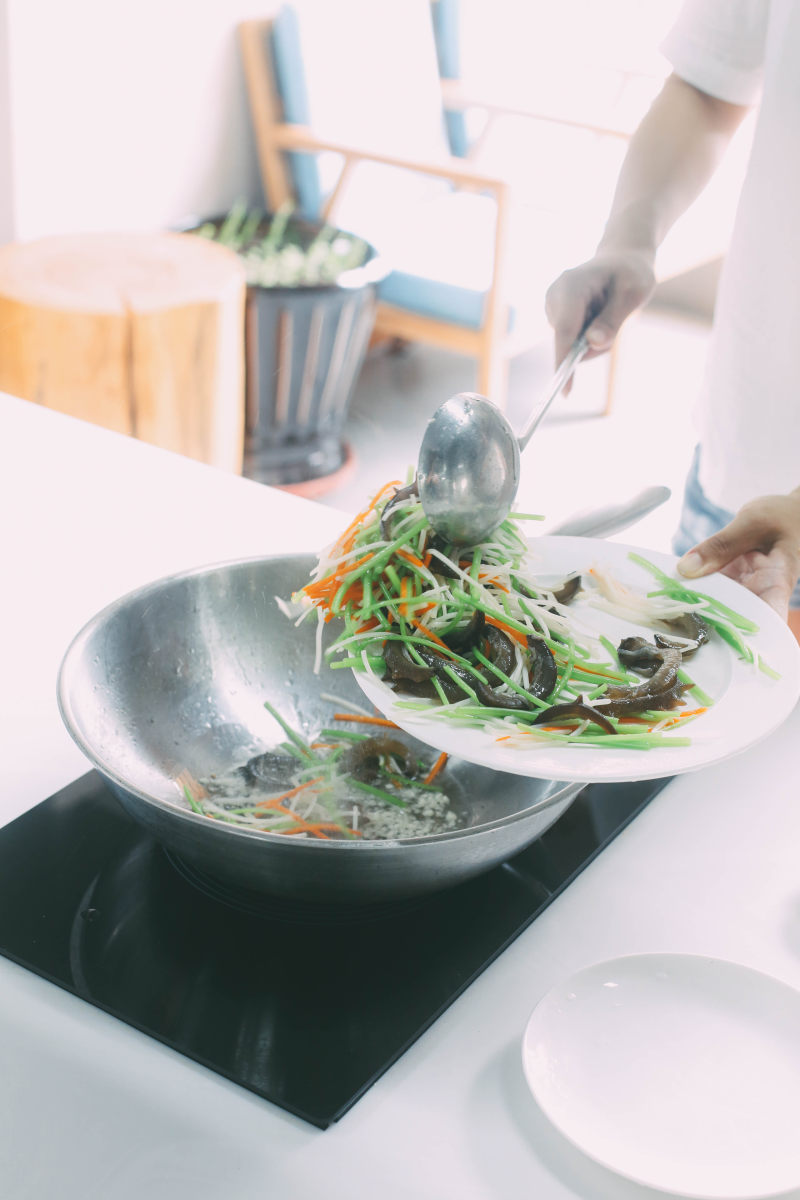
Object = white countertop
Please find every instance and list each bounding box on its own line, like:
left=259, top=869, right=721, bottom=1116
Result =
left=3, top=392, right=800, bottom=1200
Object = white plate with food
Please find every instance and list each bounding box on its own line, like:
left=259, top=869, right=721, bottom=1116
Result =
left=348, top=536, right=800, bottom=783
left=521, top=953, right=800, bottom=1198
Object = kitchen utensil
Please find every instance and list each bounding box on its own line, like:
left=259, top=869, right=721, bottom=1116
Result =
left=356, top=536, right=800, bottom=782
left=57, top=555, right=582, bottom=904
left=417, top=334, right=588, bottom=544
left=522, top=953, right=800, bottom=1198
left=546, top=485, right=671, bottom=538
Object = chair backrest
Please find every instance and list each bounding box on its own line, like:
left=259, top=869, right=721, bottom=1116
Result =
left=429, top=0, right=469, bottom=158
left=266, top=0, right=452, bottom=231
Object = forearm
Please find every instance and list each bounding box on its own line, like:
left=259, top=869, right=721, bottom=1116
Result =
left=598, top=74, right=749, bottom=262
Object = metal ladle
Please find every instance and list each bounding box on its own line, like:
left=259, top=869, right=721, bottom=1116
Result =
left=417, top=334, right=589, bottom=544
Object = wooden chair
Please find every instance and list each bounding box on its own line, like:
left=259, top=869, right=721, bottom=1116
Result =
left=239, top=2, right=601, bottom=412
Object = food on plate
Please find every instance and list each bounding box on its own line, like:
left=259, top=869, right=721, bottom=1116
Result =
left=288, top=478, right=776, bottom=752
left=180, top=701, right=457, bottom=840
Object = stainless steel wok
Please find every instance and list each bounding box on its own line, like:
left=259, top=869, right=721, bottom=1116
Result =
left=57, top=554, right=583, bottom=903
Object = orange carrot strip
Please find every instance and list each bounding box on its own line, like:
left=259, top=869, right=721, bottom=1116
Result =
left=339, top=584, right=365, bottom=607
left=333, top=480, right=402, bottom=555
left=424, top=751, right=448, bottom=785
left=264, top=803, right=304, bottom=820
left=301, top=573, right=337, bottom=595
left=282, top=825, right=332, bottom=840
left=484, top=613, right=528, bottom=647
left=259, top=809, right=341, bottom=839
left=568, top=663, right=627, bottom=680
left=301, top=552, right=373, bottom=600
left=411, top=601, right=436, bottom=618
left=332, top=713, right=400, bottom=728
left=340, top=551, right=374, bottom=575
left=395, top=548, right=425, bottom=569
left=399, top=575, right=410, bottom=618
left=411, top=619, right=450, bottom=650
left=478, top=573, right=509, bottom=592
left=301, top=573, right=342, bottom=599
left=660, top=706, right=707, bottom=729
left=254, top=777, right=324, bottom=809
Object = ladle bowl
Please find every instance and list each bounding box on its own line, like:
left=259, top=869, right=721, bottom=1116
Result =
left=418, top=334, right=588, bottom=544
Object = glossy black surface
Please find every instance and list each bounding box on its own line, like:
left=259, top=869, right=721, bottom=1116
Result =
left=0, top=772, right=668, bottom=1127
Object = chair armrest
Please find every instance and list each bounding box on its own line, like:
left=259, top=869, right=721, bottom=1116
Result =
left=269, top=123, right=511, bottom=200
left=270, top=121, right=514, bottom=343
left=440, top=77, right=633, bottom=140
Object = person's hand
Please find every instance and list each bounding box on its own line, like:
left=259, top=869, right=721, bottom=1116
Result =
left=677, top=493, right=800, bottom=622
left=544, top=248, right=656, bottom=384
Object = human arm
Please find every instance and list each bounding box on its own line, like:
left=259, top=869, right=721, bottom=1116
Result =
left=545, top=73, right=750, bottom=369
left=677, top=491, right=800, bottom=622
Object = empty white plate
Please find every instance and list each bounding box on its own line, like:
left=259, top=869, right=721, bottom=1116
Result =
left=522, top=954, right=800, bottom=1198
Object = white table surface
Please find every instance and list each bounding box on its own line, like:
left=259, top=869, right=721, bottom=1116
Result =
left=2, top=392, right=800, bottom=1200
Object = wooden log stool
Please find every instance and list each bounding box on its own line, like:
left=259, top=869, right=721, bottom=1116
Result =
left=0, top=232, right=246, bottom=471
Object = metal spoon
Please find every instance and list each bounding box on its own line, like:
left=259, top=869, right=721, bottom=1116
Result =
left=417, top=334, right=588, bottom=544
left=546, top=485, right=671, bottom=538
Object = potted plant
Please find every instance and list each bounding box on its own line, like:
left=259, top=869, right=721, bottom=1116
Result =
left=190, top=201, right=387, bottom=490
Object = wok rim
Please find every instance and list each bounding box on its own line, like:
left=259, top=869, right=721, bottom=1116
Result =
left=57, top=553, right=583, bottom=851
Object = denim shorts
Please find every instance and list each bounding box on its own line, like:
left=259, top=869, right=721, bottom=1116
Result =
left=673, top=446, right=800, bottom=609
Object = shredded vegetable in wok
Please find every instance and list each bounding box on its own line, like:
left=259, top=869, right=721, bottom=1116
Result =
left=289, top=478, right=777, bottom=752
left=180, top=702, right=457, bottom=840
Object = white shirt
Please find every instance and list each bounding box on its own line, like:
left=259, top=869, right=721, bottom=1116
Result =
left=663, top=0, right=800, bottom=513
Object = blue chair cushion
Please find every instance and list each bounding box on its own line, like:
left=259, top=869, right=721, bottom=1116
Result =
left=378, top=272, right=486, bottom=329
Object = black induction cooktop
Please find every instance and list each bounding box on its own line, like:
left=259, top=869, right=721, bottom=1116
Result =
left=0, top=772, right=668, bottom=1128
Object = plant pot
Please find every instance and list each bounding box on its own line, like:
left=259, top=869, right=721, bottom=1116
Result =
left=186, top=213, right=387, bottom=488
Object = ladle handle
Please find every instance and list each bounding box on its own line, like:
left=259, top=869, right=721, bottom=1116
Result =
left=518, top=333, right=589, bottom=452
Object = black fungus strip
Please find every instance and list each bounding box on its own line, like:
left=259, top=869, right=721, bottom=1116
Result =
left=599, top=681, right=690, bottom=719
left=551, top=574, right=582, bottom=605
left=608, top=643, right=682, bottom=699
left=532, top=702, right=616, bottom=734
left=655, top=612, right=711, bottom=659
left=241, top=752, right=300, bottom=789
left=340, top=736, right=419, bottom=782
left=379, top=479, right=419, bottom=541
left=384, top=639, right=436, bottom=683
left=527, top=636, right=558, bottom=699
left=440, top=608, right=485, bottom=651
left=617, top=636, right=665, bottom=677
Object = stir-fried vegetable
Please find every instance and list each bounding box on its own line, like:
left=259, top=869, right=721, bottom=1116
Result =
left=291, top=478, right=774, bottom=751
left=179, top=702, right=456, bottom=840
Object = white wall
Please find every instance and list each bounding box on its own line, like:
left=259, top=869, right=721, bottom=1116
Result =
left=2, top=0, right=265, bottom=241
left=0, top=0, right=15, bottom=243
